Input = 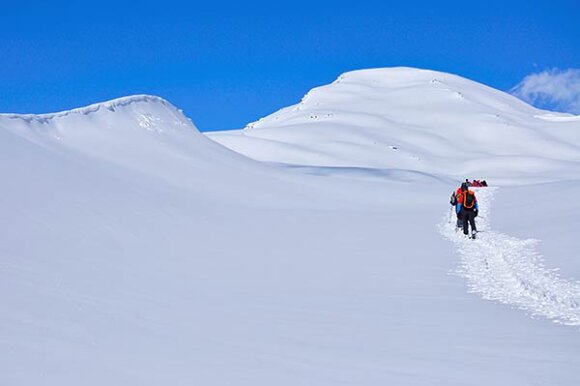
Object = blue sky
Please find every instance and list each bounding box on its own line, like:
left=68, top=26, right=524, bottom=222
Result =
left=1, top=0, right=579, bottom=131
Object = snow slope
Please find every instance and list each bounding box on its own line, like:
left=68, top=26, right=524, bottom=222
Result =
left=2, top=73, right=580, bottom=386
left=208, top=67, right=580, bottom=184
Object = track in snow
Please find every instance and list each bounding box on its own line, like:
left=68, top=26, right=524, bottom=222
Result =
left=440, top=187, right=580, bottom=326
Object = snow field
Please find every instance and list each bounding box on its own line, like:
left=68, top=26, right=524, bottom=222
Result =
left=3, top=67, right=580, bottom=385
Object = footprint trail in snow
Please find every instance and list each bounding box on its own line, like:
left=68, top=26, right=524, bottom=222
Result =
left=440, top=187, right=580, bottom=326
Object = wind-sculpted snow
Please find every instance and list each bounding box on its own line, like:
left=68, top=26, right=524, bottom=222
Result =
left=440, top=188, right=580, bottom=326
left=0, top=94, right=281, bottom=193
left=0, top=95, right=174, bottom=122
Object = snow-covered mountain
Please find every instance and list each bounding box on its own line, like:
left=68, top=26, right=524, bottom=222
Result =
left=208, top=67, right=580, bottom=184
left=1, top=95, right=261, bottom=185
left=2, top=70, right=580, bottom=386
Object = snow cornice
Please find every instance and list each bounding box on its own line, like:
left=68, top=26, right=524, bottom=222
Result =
left=0, top=95, right=174, bottom=123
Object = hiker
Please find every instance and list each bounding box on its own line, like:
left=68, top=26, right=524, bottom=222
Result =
left=450, top=184, right=464, bottom=228
left=456, top=182, right=479, bottom=238
left=449, top=190, right=460, bottom=228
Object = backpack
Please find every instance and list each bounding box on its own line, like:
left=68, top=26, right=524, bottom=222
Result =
left=463, top=191, right=476, bottom=209
left=450, top=191, right=457, bottom=206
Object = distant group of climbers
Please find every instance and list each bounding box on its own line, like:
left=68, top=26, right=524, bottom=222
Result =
left=449, top=179, right=488, bottom=239
left=464, top=179, right=488, bottom=188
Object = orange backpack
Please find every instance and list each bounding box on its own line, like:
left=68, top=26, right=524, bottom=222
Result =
left=463, top=190, right=476, bottom=209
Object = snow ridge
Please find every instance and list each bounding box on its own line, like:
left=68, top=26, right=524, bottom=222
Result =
left=0, top=95, right=176, bottom=123
left=440, top=188, right=580, bottom=326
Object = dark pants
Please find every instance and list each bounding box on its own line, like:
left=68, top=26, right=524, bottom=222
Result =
left=461, top=210, right=477, bottom=235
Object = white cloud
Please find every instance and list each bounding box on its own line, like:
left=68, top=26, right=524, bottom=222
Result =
left=511, top=68, right=580, bottom=114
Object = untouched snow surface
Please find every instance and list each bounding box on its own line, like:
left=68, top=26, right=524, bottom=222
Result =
left=2, top=69, right=580, bottom=385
